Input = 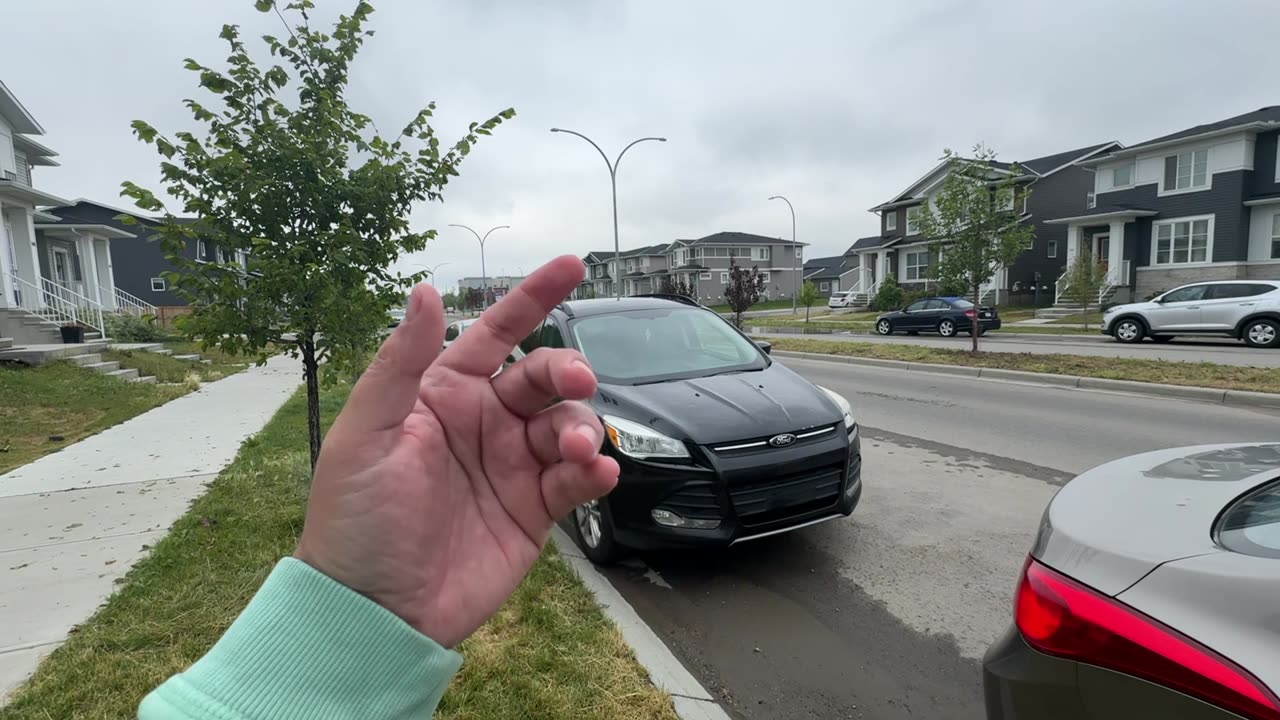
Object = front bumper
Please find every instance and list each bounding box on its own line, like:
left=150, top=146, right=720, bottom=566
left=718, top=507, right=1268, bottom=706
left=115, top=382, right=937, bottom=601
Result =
left=606, top=425, right=861, bottom=550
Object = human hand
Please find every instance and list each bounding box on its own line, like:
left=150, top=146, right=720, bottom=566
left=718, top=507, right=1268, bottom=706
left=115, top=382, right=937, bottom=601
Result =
left=295, top=255, right=619, bottom=647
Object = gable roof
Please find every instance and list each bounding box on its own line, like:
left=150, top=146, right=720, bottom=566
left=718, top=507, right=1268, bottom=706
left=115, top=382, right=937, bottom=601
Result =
left=1020, top=142, right=1121, bottom=175
left=1086, top=107, right=1280, bottom=165
left=803, top=255, right=848, bottom=279
left=679, top=230, right=801, bottom=246
left=846, top=235, right=897, bottom=253
left=0, top=79, right=44, bottom=135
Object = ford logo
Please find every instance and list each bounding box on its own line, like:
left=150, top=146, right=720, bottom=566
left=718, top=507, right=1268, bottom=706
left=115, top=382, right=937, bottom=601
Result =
left=768, top=433, right=797, bottom=448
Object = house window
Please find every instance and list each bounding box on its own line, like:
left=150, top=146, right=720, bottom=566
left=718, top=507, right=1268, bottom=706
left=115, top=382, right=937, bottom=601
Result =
left=1020, top=191, right=1028, bottom=214
left=719, top=272, right=728, bottom=283
left=906, top=206, right=922, bottom=234
left=700, top=271, right=712, bottom=280
left=150, top=277, right=167, bottom=292
left=904, top=250, right=930, bottom=281
left=819, top=281, right=830, bottom=292
left=885, top=212, right=898, bottom=232
left=197, top=240, right=208, bottom=261
left=1154, top=217, right=1212, bottom=265
left=1112, top=163, right=1134, bottom=188
left=752, top=247, right=770, bottom=261
left=1000, top=190, right=1015, bottom=211
left=1163, top=149, right=1208, bottom=192
left=761, top=271, right=771, bottom=283
left=1271, top=214, right=1280, bottom=259
left=1086, top=191, right=1096, bottom=209
left=795, top=246, right=802, bottom=260
left=1047, top=237, right=1058, bottom=259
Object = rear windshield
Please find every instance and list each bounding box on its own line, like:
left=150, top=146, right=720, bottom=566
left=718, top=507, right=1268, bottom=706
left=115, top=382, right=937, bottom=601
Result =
left=1216, top=479, right=1280, bottom=559
left=947, top=298, right=974, bottom=309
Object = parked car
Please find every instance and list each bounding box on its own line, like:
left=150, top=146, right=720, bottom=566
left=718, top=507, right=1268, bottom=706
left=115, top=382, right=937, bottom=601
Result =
left=828, top=291, right=855, bottom=309
left=388, top=307, right=407, bottom=327
left=875, top=297, right=1001, bottom=337
left=984, top=443, right=1280, bottom=720
left=1101, top=280, right=1280, bottom=348
left=530, top=296, right=861, bottom=564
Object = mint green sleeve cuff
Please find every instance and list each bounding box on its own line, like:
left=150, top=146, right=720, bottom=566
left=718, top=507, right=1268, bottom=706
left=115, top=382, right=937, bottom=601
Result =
left=139, top=557, right=462, bottom=720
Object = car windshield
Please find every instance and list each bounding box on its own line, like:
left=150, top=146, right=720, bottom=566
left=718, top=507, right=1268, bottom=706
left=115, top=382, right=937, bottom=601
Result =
left=570, top=307, right=766, bottom=384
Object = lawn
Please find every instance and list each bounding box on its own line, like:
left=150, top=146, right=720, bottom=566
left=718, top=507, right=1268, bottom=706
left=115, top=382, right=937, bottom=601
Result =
left=0, top=362, right=189, bottom=475
left=707, top=298, right=796, bottom=312
left=763, top=337, right=1280, bottom=394
left=3, top=381, right=677, bottom=720
left=103, top=348, right=249, bottom=384
left=165, top=340, right=267, bottom=368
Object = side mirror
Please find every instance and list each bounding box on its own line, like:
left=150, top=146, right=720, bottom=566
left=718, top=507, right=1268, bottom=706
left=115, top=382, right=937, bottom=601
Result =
left=901, top=306, right=911, bottom=313
left=755, top=340, right=772, bottom=356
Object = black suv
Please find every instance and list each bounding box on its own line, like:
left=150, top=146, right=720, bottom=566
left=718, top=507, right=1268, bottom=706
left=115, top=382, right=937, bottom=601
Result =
left=522, top=296, right=862, bottom=564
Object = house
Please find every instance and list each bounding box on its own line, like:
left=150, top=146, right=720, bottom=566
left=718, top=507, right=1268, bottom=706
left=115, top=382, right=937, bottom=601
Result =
left=618, top=244, right=671, bottom=296
left=0, top=80, right=144, bottom=345
left=583, top=250, right=618, bottom=298
left=802, top=256, right=857, bottom=295
left=1047, top=106, right=1280, bottom=305
left=850, top=141, right=1121, bottom=306
left=459, top=274, right=525, bottom=303
left=664, top=231, right=806, bottom=304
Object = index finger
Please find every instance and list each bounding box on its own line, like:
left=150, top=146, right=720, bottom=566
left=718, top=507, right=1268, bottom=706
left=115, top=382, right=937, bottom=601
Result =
left=439, top=254, right=586, bottom=376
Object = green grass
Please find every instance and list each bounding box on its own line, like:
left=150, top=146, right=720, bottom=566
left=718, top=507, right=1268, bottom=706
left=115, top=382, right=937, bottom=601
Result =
left=165, top=341, right=263, bottom=368
left=0, top=362, right=189, bottom=475
left=763, top=337, right=1280, bottom=394
left=4, top=382, right=677, bottom=720
left=707, top=298, right=796, bottom=312
left=103, top=349, right=248, bottom=384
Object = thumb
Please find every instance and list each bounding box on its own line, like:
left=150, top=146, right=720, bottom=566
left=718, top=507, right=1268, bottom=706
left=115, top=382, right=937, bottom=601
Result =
left=340, top=284, right=445, bottom=433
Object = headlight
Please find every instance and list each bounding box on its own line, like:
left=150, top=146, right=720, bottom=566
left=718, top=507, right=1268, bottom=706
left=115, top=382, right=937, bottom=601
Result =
left=602, top=415, right=690, bottom=460
left=817, top=386, right=856, bottom=431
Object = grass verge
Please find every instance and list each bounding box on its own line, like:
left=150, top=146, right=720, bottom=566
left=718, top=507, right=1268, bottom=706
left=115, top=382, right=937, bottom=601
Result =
left=165, top=341, right=263, bottom=368
left=707, top=298, right=796, bottom=313
left=103, top=349, right=248, bottom=384
left=763, top=337, right=1280, bottom=394
left=0, top=362, right=188, bottom=475
left=4, top=382, right=676, bottom=720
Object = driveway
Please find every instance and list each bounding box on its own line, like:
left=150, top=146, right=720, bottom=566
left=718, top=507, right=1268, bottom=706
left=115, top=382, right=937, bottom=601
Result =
left=600, top=358, right=1280, bottom=719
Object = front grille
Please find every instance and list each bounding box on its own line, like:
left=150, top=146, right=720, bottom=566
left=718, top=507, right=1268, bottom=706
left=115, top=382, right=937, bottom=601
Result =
left=729, top=464, right=843, bottom=526
left=658, top=481, right=722, bottom=519
left=711, top=423, right=840, bottom=454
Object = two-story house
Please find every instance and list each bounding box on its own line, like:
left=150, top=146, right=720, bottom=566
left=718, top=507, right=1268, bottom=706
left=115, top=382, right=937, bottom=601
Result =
left=1047, top=107, right=1280, bottom=304
left=583, top=250, right=618, bottom=298
left=617, top=244, right=670, bottom=296
left=850, top=141, right=1121, bottom=306
left=665, top=231, right=805, bottom=304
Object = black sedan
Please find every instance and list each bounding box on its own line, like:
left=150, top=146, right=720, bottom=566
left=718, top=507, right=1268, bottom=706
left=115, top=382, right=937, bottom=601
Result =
left=875, top=296, right=1001, bottom=337
left=525, top=295, right=863, bottom=564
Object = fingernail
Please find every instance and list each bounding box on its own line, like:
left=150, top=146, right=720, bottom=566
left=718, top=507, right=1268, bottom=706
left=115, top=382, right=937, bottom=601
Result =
left=575, top=423, right=597, bottom=440
left=406, top=288, right=421, bottom=321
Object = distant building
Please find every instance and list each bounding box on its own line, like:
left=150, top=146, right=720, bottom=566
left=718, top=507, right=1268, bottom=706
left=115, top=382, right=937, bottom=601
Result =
left=458, top=275, right=525, bottom=301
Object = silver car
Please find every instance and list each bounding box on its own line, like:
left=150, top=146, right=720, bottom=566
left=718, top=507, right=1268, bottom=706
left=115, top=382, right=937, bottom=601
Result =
left=984, top=443, right=1280, bottom=719
left=1101, top=280, right=1280, bottom=348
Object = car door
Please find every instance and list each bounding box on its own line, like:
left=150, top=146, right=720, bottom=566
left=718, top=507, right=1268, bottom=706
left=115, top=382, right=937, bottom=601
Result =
left=1145, top=284, right=1209, bottom=332
left=1201, top=284, right=1272, bottom=331
left=900, top=299, right=932, bottom=329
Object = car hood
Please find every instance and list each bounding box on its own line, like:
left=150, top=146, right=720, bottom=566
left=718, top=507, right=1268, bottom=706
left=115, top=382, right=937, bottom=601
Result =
left=1033, top=443, right=1280, bottom=596
left=595, top=362, right=842, bottom=446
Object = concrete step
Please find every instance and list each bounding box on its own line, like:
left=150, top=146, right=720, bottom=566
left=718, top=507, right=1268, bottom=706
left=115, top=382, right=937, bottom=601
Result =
left=67, top=353, right=103, bottom=367
left=172, top=354, right=202, bottom=362
left=84, top=361, right=122, bottom=374
left=153, top=348, right=173, bottom=356
left=131, top=374, right=157, bottom=384
left=85, top=332, right=103, bottom=341
left=105, top=368, right=140, bottom=381
left=0, top=337, right=12, bottom=350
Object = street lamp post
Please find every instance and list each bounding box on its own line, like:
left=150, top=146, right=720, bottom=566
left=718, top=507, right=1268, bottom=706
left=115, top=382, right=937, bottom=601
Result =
left=550, top=128, right=666, bottom=300
left=448, top=224, right=508, bottom=309
left=412, top=261, right=451, bottom=282
left=768, top=195, right=798, bottom=313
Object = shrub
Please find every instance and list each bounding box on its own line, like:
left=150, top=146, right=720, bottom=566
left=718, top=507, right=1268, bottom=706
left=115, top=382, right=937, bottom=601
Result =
left=870, top=273, right=904, bottom=311
left=104, top=313, right=164, bottom=342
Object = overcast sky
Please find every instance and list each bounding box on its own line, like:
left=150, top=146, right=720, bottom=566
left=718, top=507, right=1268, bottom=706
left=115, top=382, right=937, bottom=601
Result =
left=7, top=0, right=1280, bottom=291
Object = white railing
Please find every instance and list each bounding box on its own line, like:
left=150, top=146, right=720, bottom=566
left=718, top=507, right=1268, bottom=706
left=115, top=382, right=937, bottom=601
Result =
left=1054, top=260, right=1131, bottom=306
left=8, top=272, right=105, bottom=335
left=111, top=286, right=159, bottom=317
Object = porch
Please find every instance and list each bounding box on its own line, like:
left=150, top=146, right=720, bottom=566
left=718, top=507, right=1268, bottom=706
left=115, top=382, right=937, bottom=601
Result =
left=1046, top=208, right=1157, bottom=307
left=848, top=244, right=1010, bottom=306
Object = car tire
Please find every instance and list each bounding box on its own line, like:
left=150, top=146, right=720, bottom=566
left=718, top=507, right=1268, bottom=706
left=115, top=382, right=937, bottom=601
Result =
left=1112, top=318, right=1145, bottom=343
left=1151, top=335, right=1174, bottom=344
left=938, top=319, right=957, bottom=337
left=571, top=497, right=621, bottom=565
left=876, top=319, right=893, bottom=335
left=1242, top=318, right=1280, bottom=349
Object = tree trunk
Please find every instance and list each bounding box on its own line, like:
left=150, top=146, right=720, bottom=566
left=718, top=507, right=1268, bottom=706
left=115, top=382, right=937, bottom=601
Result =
left=300, top=336, right=322, bottom=471
left=805, top=304, right=811, bottom=322
left=971, top=284, right=980, bottom=352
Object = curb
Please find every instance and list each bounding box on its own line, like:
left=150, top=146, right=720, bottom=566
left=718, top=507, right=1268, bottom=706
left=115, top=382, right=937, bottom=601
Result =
left=772, top=350, right=1280, bottom=410
left=750, top=328, right=1109, bottom=342
left=550, top=527, right=733, bottom=720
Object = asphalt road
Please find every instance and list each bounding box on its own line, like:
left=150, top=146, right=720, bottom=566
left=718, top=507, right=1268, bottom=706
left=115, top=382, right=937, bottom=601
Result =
left=599, top=358, right=1280, bottom=719
left=751, top=329, right=1280, bottom=368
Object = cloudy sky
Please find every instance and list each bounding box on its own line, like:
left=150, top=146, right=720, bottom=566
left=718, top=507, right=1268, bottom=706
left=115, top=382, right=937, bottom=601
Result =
left=6, top=0, right=1280, bottom=291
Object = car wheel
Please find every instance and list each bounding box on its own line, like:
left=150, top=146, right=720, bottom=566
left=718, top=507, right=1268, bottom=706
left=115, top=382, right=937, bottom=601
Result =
left=572, top=497, right=620, bottom=564
left=1243, top=319, right=1280, bottom=348
left=876, top=319, right=893, bottom=335
left=1151, top=335, right=1174, bottom=344
left=938, top=319, right=957, bottom=337
left=1112, top=318, right=1145, bottom=343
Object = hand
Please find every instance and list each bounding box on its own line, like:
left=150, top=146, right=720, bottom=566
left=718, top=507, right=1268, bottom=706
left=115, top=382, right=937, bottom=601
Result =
left=295, top=255, right=619, bottom=647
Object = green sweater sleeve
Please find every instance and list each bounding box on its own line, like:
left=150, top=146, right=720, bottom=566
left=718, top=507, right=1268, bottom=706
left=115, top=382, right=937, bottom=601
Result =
left=139, top=557, right=462, bottom=719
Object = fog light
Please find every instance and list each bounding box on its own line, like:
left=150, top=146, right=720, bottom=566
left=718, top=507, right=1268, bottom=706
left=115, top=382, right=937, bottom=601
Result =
left=651, top=508, right=720, bottom=530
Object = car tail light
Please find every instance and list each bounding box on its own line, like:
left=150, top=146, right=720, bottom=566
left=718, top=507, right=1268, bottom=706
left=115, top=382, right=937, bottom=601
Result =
left=964, top=309, right=976, bottom=319
left=1016, top=558, right=1280, bottom=720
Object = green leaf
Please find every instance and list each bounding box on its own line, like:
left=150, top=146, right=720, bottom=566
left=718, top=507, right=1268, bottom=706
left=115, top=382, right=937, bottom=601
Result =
left=254, top=0, right=273, bottom=11
left=130, top=120, right=158, bottom=143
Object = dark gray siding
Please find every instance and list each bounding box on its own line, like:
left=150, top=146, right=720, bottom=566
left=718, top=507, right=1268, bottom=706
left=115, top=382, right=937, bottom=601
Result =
left=1249, top=130, right=1280, bottom=197
left=1097, top=170, right=1250, bottom=266
left=1011, top=165, right=1095, bottom=289
left=882, top=207, right=904, bottom=236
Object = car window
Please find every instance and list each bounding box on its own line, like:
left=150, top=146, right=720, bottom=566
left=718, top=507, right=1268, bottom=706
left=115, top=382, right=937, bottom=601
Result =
left=924, top=299, right=948, bottom=310
left=541, top=319, right=566, bottom=349
left=1217, top=479, right=1280, bottom=559
left=570, top=307, right=766, bottom=384
left=520, top=319, right=555, bottom=354
left=1161, top=285, right=1208, bottom=303
left=443, top=323, right=461, bottom=342
left=906, top=300, right=930, bottom=312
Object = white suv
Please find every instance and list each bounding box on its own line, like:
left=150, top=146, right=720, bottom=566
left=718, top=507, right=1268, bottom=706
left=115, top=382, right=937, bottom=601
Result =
left=1101, top=280, right=1280, bottom=348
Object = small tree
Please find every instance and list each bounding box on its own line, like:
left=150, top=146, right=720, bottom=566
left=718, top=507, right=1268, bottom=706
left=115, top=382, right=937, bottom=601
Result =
left=1062, top=248, right=1106, bottom=331
left=579, top=285, right=597, bottom=300
left=658, top=275, right=677, bottom=295
left=798, top=280, right=820, bottom=322
left=870, top=272, right=904, bottom=312
left=916, top=145, right=1035, bottom=351
left=463, top=287, right=484, bottom=312
left=723, top=256, right=766, bottom=328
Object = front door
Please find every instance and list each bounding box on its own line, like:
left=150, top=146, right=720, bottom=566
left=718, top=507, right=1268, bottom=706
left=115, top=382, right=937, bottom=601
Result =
left=1093, top=234, right=1110, bottom=273
left=50, top=247, right=72, bottom=289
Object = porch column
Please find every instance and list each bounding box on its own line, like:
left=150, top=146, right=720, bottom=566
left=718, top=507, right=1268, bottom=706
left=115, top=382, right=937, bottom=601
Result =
left=96, top=238, right=117, bottom=309
left=877, top=250, right=888, bottom=282
left=10, top=208, right=44, bottom=308
left=1107, top=220, right=1125, bottom=283
left=1065, top=224, right=1082, bottom=268
left=0, top=201, right=12, bottom=308
left=76, top=232, right=104, bottom=307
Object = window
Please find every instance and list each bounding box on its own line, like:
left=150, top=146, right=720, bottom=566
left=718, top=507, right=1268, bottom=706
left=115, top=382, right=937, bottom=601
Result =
left=1112, top=163, right=1134, bottom=188
left=1272, top=214, right=1280, bottom=260
left=1163, top=149, right=1208, bottom=192
left=924, top=299, right=948, bottom=310
left=641, top=256, right=650, bottom=268
left=1000, top=190, right=1014, bottom=211
left=719, top=272, right=728, bottom=283
left=819, top=281, right=830, bottom=292
left=795, top=247, right=802, bottom=261
left=1207, top=283, right=1274, bottom=300
left=906, top=206, right=922, bottom=234
left=752, top=247, right=770, bottom=261
left=904, top=250, right=930, bottom=281
left=1160, top=285, right=1209, bottom=303
left=885, top=212, right=898, bottom=231
left=905, top=299, right=930, bottom=312
left=1154, top=217, right=1211, bottom=265
left=150, top=277, right=167, bottom=292
left=196, top=240, right=208, bottom=261
left=761, top=271, right=771, bottom=283
left=700, top=271, right=712, bottom=280
left=1216, top=475, right=1280, bottom=559
left=1086, top=191, right=1096, bottom=209
left=1020, top=191, right=1029, bottom=214
left=1047, top=237, right=1058, bottom=258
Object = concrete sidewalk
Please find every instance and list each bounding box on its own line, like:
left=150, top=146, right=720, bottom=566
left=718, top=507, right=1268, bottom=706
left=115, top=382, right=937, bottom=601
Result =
left=0, top=353, right=301, bottom=701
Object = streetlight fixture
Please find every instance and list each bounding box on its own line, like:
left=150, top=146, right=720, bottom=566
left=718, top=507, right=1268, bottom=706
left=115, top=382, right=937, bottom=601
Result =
left=550, top=128, right=666, bottom=300
left=448, top=224, right=508, bottom=309
left=768, top=195, right=798, bottom=313
left=412, top=261, right=451, bottom=282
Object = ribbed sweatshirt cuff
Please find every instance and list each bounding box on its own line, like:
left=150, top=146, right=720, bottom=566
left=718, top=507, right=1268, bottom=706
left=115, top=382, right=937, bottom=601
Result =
left=139, top=557, right=462, bottom=719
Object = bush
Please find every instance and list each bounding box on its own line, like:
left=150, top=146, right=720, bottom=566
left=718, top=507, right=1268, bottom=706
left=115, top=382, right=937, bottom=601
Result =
left=104, top=313, right=164, bottom=342
left=936, top=277, right=969, bottom=297
left=870, top=273, right=904, bottom=311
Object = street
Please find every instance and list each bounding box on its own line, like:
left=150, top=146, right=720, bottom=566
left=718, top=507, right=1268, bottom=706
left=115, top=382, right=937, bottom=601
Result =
left=600, top=357, right=1280, bottom=719
left=751, top=329, right=1280, bottom=368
